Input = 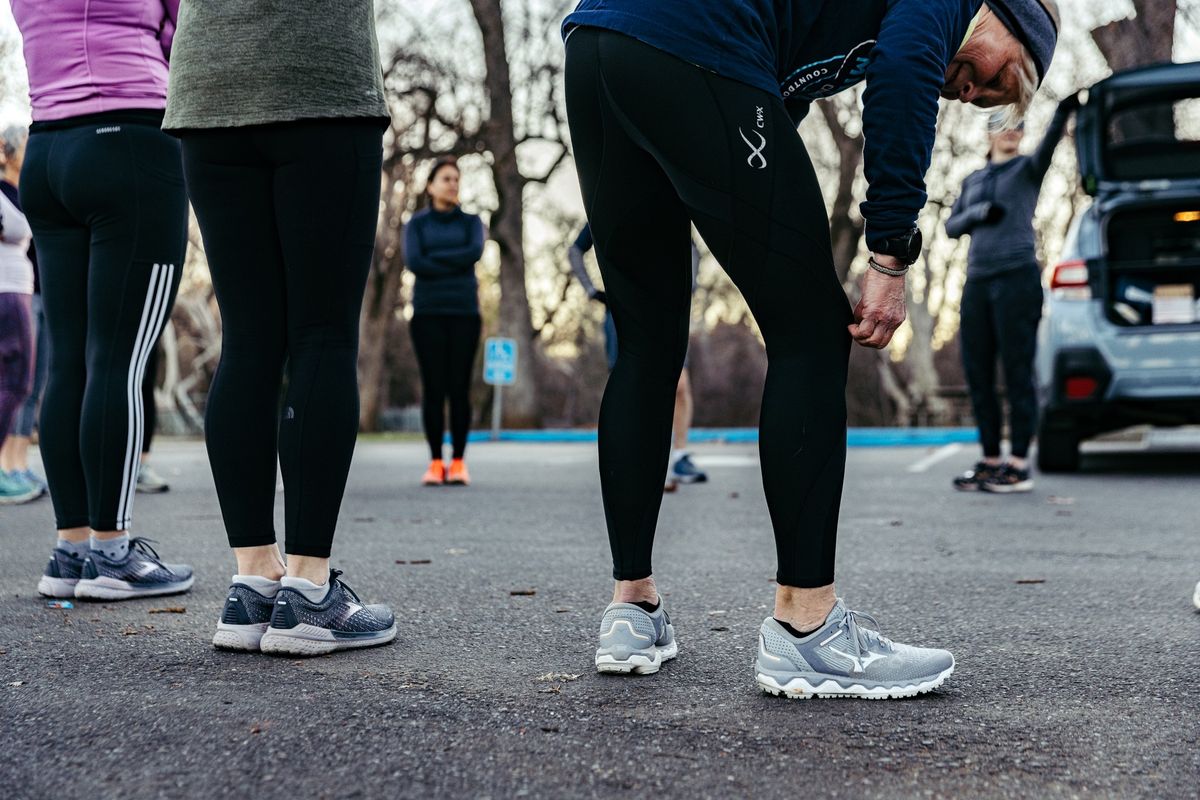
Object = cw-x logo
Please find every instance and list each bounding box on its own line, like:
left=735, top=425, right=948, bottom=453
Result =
left=738, top=128, right=767, bottom=170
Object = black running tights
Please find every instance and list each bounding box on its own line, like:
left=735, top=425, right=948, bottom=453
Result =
left=181, top=120, right=383, bottom=558
left=410, top=313, right=481, bottom=461
left=566, top=28, right=853, bottom=588
left=21, top=117, right=186, bottom=531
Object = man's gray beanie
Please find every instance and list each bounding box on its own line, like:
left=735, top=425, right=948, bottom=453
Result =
left=984, top=0, right=1060, bottom=84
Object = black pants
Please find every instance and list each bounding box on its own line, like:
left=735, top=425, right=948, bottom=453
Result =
left=21, top=115, right=186, bottom=531
left=566, top=29, right=852, bottom=588
left=142, top=339, right=160, bottom=455
left=960, top=267, right=1043, bottom=459
left=410, top=314, right=481, bottom=460
left=180, top=120, right=383, bottom=558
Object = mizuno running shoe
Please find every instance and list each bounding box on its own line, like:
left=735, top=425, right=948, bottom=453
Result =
left=756, top=600, right=954, bottom=700
left=595, top=599, right=677, bottom=675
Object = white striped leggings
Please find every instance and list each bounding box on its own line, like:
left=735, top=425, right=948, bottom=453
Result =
left=21, top=111, right=186, bottom=531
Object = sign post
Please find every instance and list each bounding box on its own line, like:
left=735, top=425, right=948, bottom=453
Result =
left=482, top=337, right=517, bottom=441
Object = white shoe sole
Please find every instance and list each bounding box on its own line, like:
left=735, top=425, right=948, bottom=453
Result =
left=595, top=640, right=679, bottom=675
left=981, top=480, right=1034, bottom=494
left=74, top=575, right=194, bottom=600
left=1193, top=582, right=1200, bottom=611
left=757, top=660, right=955, bottom=700
left=213, top=622, right=269, bottom=652
left=259, top=623, right=397, bottom=656
left=37, top=576, right=79, bottom=598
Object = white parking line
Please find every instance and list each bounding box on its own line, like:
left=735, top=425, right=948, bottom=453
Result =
left=907, top=443, right=963, bottom=473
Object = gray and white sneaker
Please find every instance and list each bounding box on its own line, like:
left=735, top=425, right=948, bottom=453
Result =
left=213, top=581, right=277, bottom=652
left=74, top=538, right=194, bottom=600
left=756, top=600, right=954, bottom=700
left=37, top=548, right=87, bottom=598
left=595, top=599, right=677, bottom=675
left=259, top=570, right=396, bottom=657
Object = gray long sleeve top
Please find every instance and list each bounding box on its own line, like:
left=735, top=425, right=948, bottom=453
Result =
left=946, top=103, right=1072, bottom=279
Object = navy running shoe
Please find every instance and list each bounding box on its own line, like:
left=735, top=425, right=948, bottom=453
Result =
left=37, top=548, right=86, bottom=598
left=213, top=582, right=277, bottom=652
left=74, top=538, right=194, bottom=600
left=259, top=570, right=396, bottom=656
left=672, top=453, right=708, bottom=484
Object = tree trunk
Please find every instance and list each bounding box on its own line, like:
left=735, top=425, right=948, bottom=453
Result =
left=1090, top=0, right=1175, bottom=72
left=818, top=98, right=866, bottom=287
left=469, top=0, right=541, bottom=427
left=358, top=166, right=409, bottom=432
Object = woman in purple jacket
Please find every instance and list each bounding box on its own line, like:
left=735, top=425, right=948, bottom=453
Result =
left=12, top=1, right=193, bottom=601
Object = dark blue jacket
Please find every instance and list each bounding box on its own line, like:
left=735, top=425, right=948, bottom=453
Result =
left=404, top=206, right=484, bottom=316
left=564, top=0, right=981, bottom=249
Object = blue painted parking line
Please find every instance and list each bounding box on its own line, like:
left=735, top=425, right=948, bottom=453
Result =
left=464, top=428, right=979, bottom=447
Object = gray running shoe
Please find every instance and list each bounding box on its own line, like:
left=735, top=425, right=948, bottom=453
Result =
left=74, top=538, right=194, bottom=600
left=595, top=600, right=677, bottom=675
left=37, top=548, right=86, bottom=598
left=756, top=600, right=954, bottom=700
left=136, top=463, right=170, bottom=493
left=259, top=570, right=396, bottom=656
left=213, top=582, right=277, bottom=652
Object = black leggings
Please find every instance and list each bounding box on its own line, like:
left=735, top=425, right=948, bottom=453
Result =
left=21, top=114, right=186, bottom=531
left=142, top=340, right=160, bottom=455
left=960, top=268, right=1043, bottom=459
left=410, top=313, right=481, bottom=460
left=180, top=120, right=383, bottom=558
left=566, top=29, right=852, bottom=588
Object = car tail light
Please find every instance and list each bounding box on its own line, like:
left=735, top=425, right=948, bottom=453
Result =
left=1064, top=376, right=1100, bottom=400
left=1048, top=259, right=1091, bottom=299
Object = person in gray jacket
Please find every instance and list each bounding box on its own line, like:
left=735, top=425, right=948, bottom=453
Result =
left=947, top=94, right=1078, bottom=493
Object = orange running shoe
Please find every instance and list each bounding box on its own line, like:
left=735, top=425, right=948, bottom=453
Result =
left=421, top=460, right=446, bottom=486
left=447, top=458, right=470, bottom=486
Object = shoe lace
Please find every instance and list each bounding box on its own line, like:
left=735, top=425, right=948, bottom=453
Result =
left=838, top=609, right=894, bottom=663
left=328, top=569, right=362, bottom=604
left=128, top=537, right=163, bottom=562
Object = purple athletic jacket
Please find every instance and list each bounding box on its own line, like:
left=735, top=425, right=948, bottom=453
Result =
left=11, top=0, right=179, bottom=122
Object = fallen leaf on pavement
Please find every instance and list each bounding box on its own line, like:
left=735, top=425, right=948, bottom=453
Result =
left=8, top=681, right=23, bottom=687
left=536, top=673, right=580, bottom=682
left=510, top=589, right=536, bottom=596
left=538, top=687, right=562, bottom=694
left=1015, top=579, right=1046, bottom=585
left=148, top=607, right=186, bottom=614
left=711, top=626, right=731, bottom=632
left=409, top=559, right=432, bottom=565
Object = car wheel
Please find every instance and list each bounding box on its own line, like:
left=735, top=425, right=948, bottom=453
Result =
left=1036, top=422, right=1081, bottom=473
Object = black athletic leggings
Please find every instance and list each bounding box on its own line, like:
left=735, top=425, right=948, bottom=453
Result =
left=180, top=119, right=383, bottom=558
left=142, top=340, right=160, bottom=455
left=960, top=267, right=1043, bottom=459
left=566, top=29, right=852, bottom=588
left=410, top=313, right=481, bottom=460
left=21, top=112, right=186, bottom=531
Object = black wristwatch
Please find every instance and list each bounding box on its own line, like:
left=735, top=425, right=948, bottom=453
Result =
left=874, top=227, right=922, bottom=266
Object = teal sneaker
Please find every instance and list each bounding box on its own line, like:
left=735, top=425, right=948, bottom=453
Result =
left=19, top=469, right=47, bottom=498
left=0, top=471, right=40, bottom=505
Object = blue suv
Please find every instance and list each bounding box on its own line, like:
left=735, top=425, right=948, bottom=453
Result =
left=1036, top=61, right=1200, bottom=472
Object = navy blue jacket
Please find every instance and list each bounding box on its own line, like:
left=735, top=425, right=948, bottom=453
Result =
left=404, top=206, right=484, bottom=316
left=564, top=0, right=981, bottom=249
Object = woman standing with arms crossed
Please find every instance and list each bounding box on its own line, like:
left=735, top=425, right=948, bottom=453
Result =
left=404, top=158, right=485, bottom=487
left=12, top=1, right=193, bottom=601
left=166, top=0, right=395, bottom=655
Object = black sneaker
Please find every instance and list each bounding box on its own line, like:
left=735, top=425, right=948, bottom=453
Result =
left=980, top=463, right=1034, bottom=494
left=213, top=581, right=277, bottom=652
left=74, top=538, right=194, bottom=600
left=259, top=569, right=396, bottom=657
left=952, top=461, right=1000, bottom=491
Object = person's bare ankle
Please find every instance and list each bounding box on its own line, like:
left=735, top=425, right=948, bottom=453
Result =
left=287, top=555, right=331, bottom=585
left=774, top=584, right=837, bottom=633
left=234, top=544, right=286, bottom=581
left=612, top=577, right=658, bottom=606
